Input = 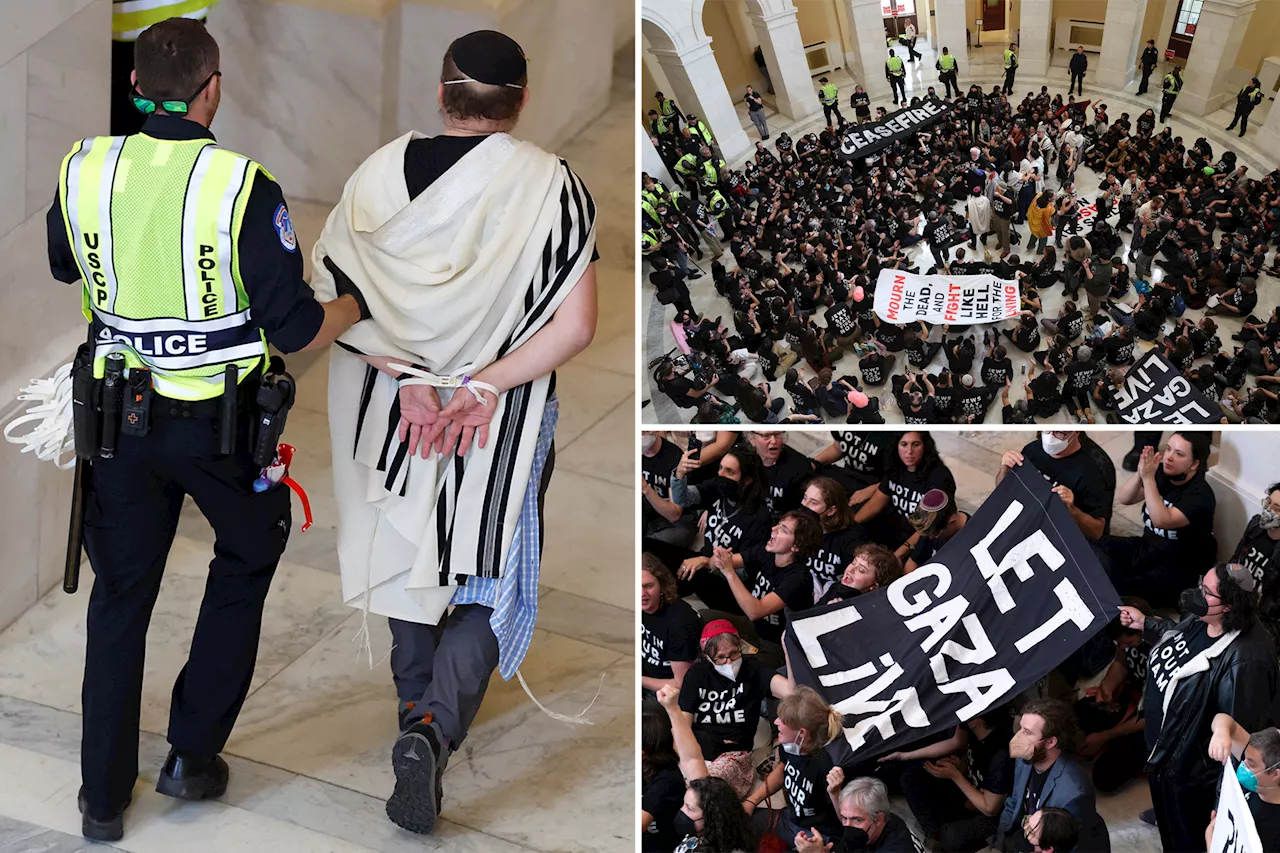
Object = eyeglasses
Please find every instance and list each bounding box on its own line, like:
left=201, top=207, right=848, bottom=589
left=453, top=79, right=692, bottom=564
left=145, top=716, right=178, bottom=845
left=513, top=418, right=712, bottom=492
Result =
left=132, top=70, right=221, bottom=116
left=710, top=650, right=742, bottom=665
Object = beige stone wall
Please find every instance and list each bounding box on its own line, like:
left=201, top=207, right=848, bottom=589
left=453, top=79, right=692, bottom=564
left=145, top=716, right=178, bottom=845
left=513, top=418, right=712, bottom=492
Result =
left=0, top=0, right=110, bottom=632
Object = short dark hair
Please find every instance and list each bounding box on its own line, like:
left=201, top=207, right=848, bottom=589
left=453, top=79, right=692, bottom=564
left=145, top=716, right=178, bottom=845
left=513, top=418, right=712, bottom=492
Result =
left=780, top=510, right=823, bottom=560
left=440, top=49, right=526, bottom=122
left=134, top=18, right=219, bottom=103
left=1036, top=808, right=1080, bottom=852
left=1215, top=562, right=1260, bottom=634
left=1250, top=728, right=1280, bottom=769
left=1021, top=698, right=1079, bottom=753
left=1173, top=431, right=1212, bottom=467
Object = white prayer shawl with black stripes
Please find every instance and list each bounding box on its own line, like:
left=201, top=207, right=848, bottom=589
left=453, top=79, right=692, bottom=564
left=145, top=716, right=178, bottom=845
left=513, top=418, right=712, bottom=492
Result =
left=311, top=131, right=596, bottom=626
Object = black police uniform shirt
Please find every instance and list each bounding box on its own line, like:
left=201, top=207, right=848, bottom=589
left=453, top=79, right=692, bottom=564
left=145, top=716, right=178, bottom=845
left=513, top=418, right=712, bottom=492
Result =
left=781, top=746, right=843, bottom=838
left=1020, top=441, right=1110, bottom=529
left=643, top=438, right=685, bottom=529
left=642, top=765, right=687, bottom=853
left=808, top=524, right=868, bottom=588
left=879, top=464, right=957, bottom=543
left=1143, top=619, right=1214, bottom=751
left=764, top=445, right=815, bottom=516
left=1138, top=469, right=1217, bottom=567
left=1231, top=515, right=1280, bottom=590
left=965, top=719, right=1015, bottom=797
left=741, top=546, right=813, bottom=644
left=642, top=597, right=702, bottom=681
left=46, top=115, right=326, bottom=453
left=678, top=656, right=774, bottom=748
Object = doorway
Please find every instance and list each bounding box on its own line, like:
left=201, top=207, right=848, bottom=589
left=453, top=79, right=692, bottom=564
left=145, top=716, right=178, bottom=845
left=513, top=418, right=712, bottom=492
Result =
left=982, top=0, right=1006, bottom=31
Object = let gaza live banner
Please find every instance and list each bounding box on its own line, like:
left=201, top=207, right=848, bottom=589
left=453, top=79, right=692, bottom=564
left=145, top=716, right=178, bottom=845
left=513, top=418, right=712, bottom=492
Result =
left=874, top=269, right=1020, bottom=325
left=1115, top=349, right=1222, bottom=424
left=838, top=96, right=953, bottom=161
left=783, top=464, right=1122, bottom=766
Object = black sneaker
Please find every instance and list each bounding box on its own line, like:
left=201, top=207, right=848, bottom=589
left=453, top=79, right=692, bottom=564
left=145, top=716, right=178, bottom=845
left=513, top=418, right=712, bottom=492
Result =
left=386, top=715, right=447, bottom=835
left=398, top=701, right=419, bottom=732
left=78, top=788, right=126, bottom=842
left=155, top=750, right=229, bottom=801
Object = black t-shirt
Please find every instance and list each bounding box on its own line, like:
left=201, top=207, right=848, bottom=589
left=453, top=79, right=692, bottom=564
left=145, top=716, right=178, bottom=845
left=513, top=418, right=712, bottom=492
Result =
left=868, top=812, right=922, bottom=852
left=1232, top=516, right=1280, bottom=592
left=1064, top=358, right=1098, bottom=394
left=643, top=439, right=685, bottom=527
left=954, top=385, right=999, bottom=421
left=765, top=446, right=815, bottom=516
left=1021, top=442, right=1110, bottom=529
left=664, top=374, right=699, bottom=408
left=1248, top=792, right=1280, bottom=853
left=781, top=748, right=843, bottom=836
left=827, top=302, right=858, bottom=337
left=1138, top=470, right=1217, bottom=569
left=982, top=356, right=1014, bottom=387
left=643, top=766, right=687, bottom=853
left=966, top=721, right=1015, bottom=795
left=1022, top=765, right=1050, bottom=817
left=808, top=525, right=869, bottom=587
left=1143, top=619, right=1214, bottom=751
left=879, top=464, right=957, bottom=544
left=642, top=598, right=703, bottom=681
left=695, top=480, right=774, bottom=556
left=743, top=546, right=814, bottom=643
left=898, top=397, right=936, bottom=425
left=678, top=657, right=775, bottom=748
left=861, top=352, right=888, bottom=384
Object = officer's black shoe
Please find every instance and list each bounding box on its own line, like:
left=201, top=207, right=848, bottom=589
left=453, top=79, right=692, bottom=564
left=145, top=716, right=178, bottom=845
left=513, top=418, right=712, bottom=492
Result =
left=156, top=750, right=229, bottom=801
left=387, top=714, right=447, bottom=835
left=78, top=788, right=126, bottom=842
left=1122, top=449, right=1141, bottom=472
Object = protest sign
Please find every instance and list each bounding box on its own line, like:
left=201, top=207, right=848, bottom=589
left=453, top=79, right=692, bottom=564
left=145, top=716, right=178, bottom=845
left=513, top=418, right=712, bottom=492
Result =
left=1209, top=760, right=1265, bottom=853
left=1115, top=349, right=1221, bottom=424
left=874, top=269, right=1020, bottom=325
left=838, top=97, right=953, bottom=161
left=784, top=463, right=1121, bottom=766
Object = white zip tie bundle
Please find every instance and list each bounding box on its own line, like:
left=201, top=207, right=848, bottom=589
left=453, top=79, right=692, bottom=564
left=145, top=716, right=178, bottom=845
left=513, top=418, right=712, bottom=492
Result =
left=3, top=363, right=76, bottom=469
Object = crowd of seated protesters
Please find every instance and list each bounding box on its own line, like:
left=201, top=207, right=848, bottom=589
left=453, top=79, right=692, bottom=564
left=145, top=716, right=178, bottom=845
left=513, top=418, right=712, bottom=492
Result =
left=644, top=80, right=1280, bottom=426
left=642, top=430, right=1280, bottom=852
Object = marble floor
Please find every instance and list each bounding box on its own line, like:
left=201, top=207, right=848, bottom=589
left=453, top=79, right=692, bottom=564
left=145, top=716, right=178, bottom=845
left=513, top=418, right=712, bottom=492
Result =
left=0, top=49, right=636, bottom=853
left=642, top=36, right=1280, bottom=425
left=669, top=428, right=1164, bottom=852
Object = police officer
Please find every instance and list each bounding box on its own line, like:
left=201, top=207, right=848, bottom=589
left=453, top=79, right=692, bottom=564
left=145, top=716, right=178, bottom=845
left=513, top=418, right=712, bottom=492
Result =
left=1002, top=43, right=1018, bottom=95
left=654, top=90, right=683, bottom=132
left=646, top=108, right=672, bottom=140
left=1160, top=64, right=1183, bottom=123
left=685, top=112, right=719, bottom=158
left=936, top=46, right=959, bottom=98
left=1137, top=38, right=1159, bottom=95
left=1068, top=45, right=1088, bottom=96
left=886, top=49, right=907, bottom=106
left=817, top=76, right=846, bottom=127
left=1227, top=77, right=1264, bottom=137
left=47, top=19, right=367, bottom=842
left=112, top=0, right=214, bottom=135
left=673, top=146, right=701, bottom=199
left=699, top=146, right=727, bottom=199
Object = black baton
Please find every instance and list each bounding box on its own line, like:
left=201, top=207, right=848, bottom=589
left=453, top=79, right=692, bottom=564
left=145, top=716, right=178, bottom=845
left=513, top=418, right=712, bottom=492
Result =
left=64, top=457, right=89, bottom=594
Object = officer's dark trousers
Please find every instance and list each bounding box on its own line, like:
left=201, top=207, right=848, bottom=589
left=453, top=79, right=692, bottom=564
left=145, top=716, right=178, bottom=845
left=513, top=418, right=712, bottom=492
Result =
left=1138, top=67, right=1154, bottom=94
left=1003, top=68, right=1016, bottom=95
left=890, top=76, right=907, bottom=104
left=1160, top=92, right=1177, bottom=122
left=388, top=443, right=554, bottom=748
left=82, top=432, right=291, bottom=817
left=1227, top=105, right=1254, bottom=134
left=823, top=103, right=846, bottom=127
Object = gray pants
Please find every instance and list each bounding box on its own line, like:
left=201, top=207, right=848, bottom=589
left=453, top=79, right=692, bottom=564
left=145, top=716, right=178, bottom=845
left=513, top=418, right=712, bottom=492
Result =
left=749, top=108, right=768, bottom=138
left=389, top=442, right=556, bottom=748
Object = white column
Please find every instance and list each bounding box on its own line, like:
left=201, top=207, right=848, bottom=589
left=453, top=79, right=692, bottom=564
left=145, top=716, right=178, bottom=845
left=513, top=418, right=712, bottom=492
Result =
left=650, top=39, right=754, bottom=163
left=1096, top=0, right=1148, bottom=90
left=933, top=0, right=968, bottom=69
left=749, top=4, right=822, bottom=120
left=1018, top=0, right=1052, bottom=77
left=1257, top=91, right=1280, bottom=160
left=845, top=0, right=892, bottom=100
left=1178, top=0, right=1256, bottom=117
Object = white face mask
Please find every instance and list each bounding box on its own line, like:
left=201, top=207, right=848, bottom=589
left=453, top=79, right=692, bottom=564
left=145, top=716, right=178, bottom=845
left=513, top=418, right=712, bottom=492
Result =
left=713, top=659, right=743, bottom=681
left=1041, top=433, right=1072, bottom=456
left=781, top=732, right=805, bottom=755
left=643, top=434, right=660, bottom=452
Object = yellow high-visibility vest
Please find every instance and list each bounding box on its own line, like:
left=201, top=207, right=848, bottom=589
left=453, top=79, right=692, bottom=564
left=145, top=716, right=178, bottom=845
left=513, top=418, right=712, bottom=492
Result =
left=58, top=133, right=270, bottom=400
left=887, top=56, right=905, bottom=76
left=819, top=83, right=839, bottom=105
left=113, top=0, right=217, bottom=42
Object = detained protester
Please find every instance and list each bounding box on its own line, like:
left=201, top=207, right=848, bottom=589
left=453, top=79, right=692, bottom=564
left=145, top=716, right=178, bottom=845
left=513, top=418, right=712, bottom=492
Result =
left=794, top=776, right=922, bottom=852
left=898, top=487, right=969, bottom=570
left=1023, top=808, right=1080, bottom=853
left=799, top=477, right=870, bottom=594
left=817, top=543, right=903, bottom=606
left=855, top=431, right=957, bottom=551
left=311, top=30, right=598, bottom=835
left=743, top=686, right=847, bottom=850
left=749, top=430, right=818, bottom=516
left=1099, top=432, right=1217, bottom=608
left=1206, top=714, right=1280, bottom=851
left=996, top=431, right=1111, bottom=540
left=641, top=554, right=704, bottom=696
left=1118, top=563, right=1278, bottom=852
left=1074, top=601, right=1151, bottom=795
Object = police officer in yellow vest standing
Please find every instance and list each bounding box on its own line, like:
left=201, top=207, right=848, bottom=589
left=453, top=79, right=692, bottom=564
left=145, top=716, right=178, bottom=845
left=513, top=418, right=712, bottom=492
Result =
left=47, top=19, right=369, bottom=842
left=1226, top=77, right=1264, bottom=137
left=936, top=46, right=959, bottom=98
left=817, top=76, right=846, bottom=127
left=1002, top=43, right=1018, bottom=96
left=886, top=49, right=907, bottom=105
left=112, top=0, right=215, bottom=135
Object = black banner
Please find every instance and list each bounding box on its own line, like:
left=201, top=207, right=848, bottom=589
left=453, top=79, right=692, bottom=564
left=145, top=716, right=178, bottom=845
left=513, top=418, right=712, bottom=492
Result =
left=784, top=464, right=1121, bottom=766
left=838, top=96, right=953, bottom=161
left=1115, top=349, right=1221, bottom=424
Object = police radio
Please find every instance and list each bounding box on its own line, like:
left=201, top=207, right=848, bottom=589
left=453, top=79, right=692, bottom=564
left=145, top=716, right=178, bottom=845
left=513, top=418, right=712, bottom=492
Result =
left=251, top=357, right=295, bottom=468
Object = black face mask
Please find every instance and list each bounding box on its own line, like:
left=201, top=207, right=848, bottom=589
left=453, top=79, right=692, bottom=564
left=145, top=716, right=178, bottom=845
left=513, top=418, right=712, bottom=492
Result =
left=713, top=476, right=739, bottom=498
left=672, top=810, right=698, bottom=840
left=1180, top=586, right=1210, bottom=617
left=844, top=826, right=871, bottom=850
left=830, top=582, right=863, bottom=600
